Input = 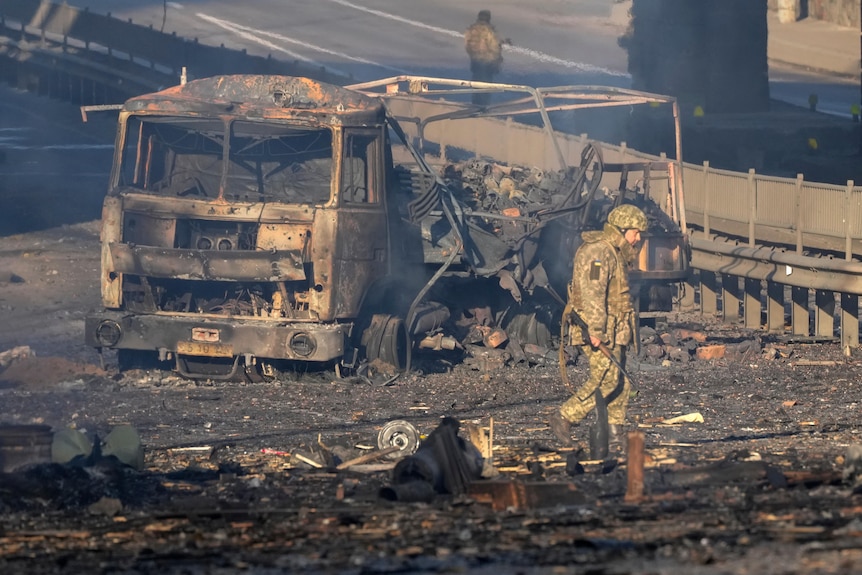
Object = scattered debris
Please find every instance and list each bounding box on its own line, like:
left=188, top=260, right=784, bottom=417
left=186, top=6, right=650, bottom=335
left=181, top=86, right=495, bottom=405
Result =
left=381, top=417, right=484, bottom=502
left=0, top=345, right=33, bottom=369
left=659, top=455, right=787, bottom=489
left=336, top=446, right=401, bottom=470
left=292, top=452, right=324, bottom=469
left=662, top=412, right=705, bottom=424
left=52, top=425, right=144, bottom=470
left=469, top=480, right=585, bottom=511
left=843, top=444, right=862, bottom=486
left=625, top=431, right=646, bottom=502
left=87, top=496, right=123, bottom=516
left=0, top=424, right=52, bottom=472
left=376, top=420, right=421, bottom=459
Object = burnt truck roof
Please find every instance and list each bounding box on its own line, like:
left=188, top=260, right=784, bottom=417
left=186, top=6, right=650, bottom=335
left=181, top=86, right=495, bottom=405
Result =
left=122, top=75, right=386, bottom=125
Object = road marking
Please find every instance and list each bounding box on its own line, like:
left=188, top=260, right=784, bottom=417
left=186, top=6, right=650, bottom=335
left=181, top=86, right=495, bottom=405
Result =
left=325, top=0, right=629, bottom=77
left=196, top=13, right=409, bottom=77
left=196, top=14, right=321, bottom=67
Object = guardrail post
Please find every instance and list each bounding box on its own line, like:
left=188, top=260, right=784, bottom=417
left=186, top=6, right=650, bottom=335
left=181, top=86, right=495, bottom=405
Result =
left=505, top=117, right=514, bottom=167
left=680, top=271, right=697, bottom=311
left=702, top=161, right=711, bottom=236
left=701, top=271, right=718, bottom=315
left=795, top=173, right=804, bottom=253
left=791, top=287, right=811, bottom=335
left=766, top=282, right=785, bottom=332
left=841, top=294, right=859, bottom=349
left=722, top=274, right=741, bottom=323
left=815, top=290, right=835, bottom=338
left=744, top=278, right=761, bottom=329
left=845, top=180, right=855, bottom=261
left=748, top=168, right=756, bottom=247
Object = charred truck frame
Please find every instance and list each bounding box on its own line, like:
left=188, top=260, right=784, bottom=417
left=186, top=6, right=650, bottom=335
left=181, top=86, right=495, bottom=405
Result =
left=83, top=75, right=689, bottom=379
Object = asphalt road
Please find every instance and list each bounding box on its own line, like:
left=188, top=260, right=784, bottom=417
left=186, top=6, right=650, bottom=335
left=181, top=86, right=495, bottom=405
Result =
left=73, top=0, right=860, bottom=118
left=769, top=64, right=861, bottom=119
left=77, top=0, right=632, bottom=87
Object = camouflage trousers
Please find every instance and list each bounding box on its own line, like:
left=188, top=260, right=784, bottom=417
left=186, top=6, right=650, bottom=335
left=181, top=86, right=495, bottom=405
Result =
left=560, top=344, right=630, bottom=426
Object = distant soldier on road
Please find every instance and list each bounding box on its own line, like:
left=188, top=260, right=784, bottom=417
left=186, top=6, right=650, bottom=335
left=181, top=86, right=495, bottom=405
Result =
left=464, top=10, right=509, bottom=105
left=550, top=204, right=648, bottom=447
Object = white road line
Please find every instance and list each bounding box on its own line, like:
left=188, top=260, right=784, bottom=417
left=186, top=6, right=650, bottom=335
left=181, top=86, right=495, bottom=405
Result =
left=196, top=13, right=323, bottom=67
left=325, top=0, right=629, bottom=77
left=196, top=13, right=409, bottom=77
left=326, top=0, right=463, bottom=39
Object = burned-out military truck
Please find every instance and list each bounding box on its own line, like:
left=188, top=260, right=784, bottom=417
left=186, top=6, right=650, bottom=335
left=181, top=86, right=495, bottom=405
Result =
left=83, top=75, right=689, bottom=379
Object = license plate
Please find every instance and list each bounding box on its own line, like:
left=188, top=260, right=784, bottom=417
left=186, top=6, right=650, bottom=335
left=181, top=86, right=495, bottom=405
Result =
left=176, top=341, right=234, bottom=357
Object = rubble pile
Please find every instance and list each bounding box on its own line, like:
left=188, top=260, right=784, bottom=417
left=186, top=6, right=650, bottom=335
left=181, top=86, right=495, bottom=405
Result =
left=434, top=317, right=780, bottom=373
left=442, top=159, right=575, bottom=219
left=638, top=324, right=776, bottom=364
left=439, top=158, right=678, bottom=234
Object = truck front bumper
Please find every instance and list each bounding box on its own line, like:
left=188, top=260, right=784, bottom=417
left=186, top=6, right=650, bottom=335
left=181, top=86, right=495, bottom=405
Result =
left=85, top=311, right=346, bottom=363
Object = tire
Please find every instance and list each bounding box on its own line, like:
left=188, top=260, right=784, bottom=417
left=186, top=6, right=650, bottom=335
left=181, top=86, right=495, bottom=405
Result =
left=361, top=314, right=408, bottom=371
left=504, top=310, right=553, bottom=349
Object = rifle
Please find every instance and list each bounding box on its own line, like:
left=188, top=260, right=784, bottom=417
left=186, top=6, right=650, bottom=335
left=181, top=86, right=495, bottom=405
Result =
left=565, top=307, right=638, bottom=393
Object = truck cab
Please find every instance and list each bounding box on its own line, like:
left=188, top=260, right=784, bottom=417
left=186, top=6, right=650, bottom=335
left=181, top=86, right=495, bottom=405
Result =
left=85, top=76, right=399, bottom=378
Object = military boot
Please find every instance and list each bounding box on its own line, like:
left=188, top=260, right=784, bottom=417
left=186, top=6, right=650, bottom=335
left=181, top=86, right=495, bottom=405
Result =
left=550, top=412, right=573, bottom=446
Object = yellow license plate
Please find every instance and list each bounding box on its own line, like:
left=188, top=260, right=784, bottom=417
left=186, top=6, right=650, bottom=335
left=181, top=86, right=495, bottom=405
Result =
left=176, top=341, right=234, bottom=357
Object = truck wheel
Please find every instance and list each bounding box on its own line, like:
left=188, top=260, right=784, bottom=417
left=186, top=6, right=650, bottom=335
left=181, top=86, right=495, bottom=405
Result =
left=361, top=314, right=407, bottom=371
left=504, top=311, right=553, bottom=349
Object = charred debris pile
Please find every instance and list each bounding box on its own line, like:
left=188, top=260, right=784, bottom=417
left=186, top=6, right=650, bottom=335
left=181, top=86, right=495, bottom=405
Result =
left=407, top=158, right=766, bottom=371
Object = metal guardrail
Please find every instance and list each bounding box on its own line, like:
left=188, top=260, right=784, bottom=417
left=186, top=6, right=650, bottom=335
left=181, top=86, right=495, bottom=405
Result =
left=685, top=236, right=859, bottom=348
left=1, top=0, right=859, bottom=347
left=683, top=163, right=862, bottom=259
left=0, top=0, right=344, bottom=96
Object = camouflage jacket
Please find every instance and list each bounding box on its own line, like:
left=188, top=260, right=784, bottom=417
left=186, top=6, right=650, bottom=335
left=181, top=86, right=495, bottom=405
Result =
left=464, top=22, right=503, bottom=68
left=566, top=223, right=638, bottom=347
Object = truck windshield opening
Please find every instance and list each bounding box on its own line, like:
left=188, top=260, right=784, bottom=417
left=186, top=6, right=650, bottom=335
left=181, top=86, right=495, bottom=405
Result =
left=119, top=116, right=334, bottom=204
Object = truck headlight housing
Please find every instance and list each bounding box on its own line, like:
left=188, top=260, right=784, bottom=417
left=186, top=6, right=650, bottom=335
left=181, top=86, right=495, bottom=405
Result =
left=289, top=332, right=316, bottom=357
left=95, top=320, right=122, bottom=347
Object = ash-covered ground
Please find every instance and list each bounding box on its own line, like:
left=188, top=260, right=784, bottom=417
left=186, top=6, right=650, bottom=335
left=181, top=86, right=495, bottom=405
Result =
left=2, top=85, right=862, bottom=574
left=2, top=223, right=862, bottom=574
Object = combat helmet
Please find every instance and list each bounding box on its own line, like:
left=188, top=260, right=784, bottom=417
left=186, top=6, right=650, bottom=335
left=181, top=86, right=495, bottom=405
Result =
left=607, top=204, right=648, bottom=232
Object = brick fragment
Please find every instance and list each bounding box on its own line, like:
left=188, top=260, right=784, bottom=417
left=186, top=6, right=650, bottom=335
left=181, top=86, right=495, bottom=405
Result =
left=674, top=328, right=708, bottom=343
left=695, top=344, right=726, bottom=360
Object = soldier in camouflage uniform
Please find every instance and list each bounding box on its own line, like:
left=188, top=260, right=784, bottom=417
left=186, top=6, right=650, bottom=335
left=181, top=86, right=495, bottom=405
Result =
left=464, top=10, right=507, bottom=105
left=550, top=204, right=648, bottom=446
